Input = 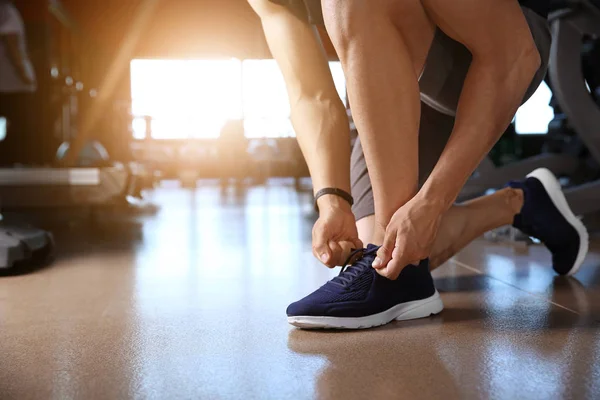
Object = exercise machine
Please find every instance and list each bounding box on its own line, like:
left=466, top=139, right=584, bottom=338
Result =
left=0, top=218, right=54, bottom=270
left=0, top=166, right=129, bottom=208
left=547, top=0, right=600, bottom=215
left=0, top=2, right=154, bottom=269
left=466, top=0, right=600, bottom=212
left=0, top=165, right=131, bottom=269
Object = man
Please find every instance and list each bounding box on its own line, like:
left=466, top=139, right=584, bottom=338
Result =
left=0, top=0, right=37, bottom=165
left=248, top=0, right=589, bottom=329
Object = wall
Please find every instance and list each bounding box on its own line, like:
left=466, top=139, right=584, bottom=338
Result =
left=60, top=0, right=268, bottom=60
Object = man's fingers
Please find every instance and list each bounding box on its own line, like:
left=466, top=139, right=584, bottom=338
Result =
left=351, top=238, right=364, bottom=251
left=313, top=246, right=331, bottom=266
left=314, top=240, right=362, bottom=267
left=328, top=241, right=344, bottom=267
left=372, top=230, right=395, bottom=269
left=312, top=225, right=332, bottom=265
left=383, top=252, right=407, bottom=280
left=378, top=245, right=422, bottom=280
left=336, top=241, right=356, bottom=266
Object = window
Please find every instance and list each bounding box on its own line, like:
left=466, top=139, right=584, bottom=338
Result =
left=130, top=59, right=346, bottom=140
left=242, top=60, right=346, bottom=138
left=514, top=81, right=554, bottom=135
left=131, top=59, right=242, bottom=140
left=0, top=117, right=6, bottom=142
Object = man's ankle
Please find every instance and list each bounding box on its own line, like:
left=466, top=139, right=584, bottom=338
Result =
left=505, top=187, right=525, bottom=216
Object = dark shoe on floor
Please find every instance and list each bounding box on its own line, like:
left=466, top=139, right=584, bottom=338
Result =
left=286, top=244, right=443, bottom=329
left=508, top=168, right=589, bottom=276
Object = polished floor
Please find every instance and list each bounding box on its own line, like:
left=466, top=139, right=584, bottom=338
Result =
left=1, top=183, right=599, bottom=399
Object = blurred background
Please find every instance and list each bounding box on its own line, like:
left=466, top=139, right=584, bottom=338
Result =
left=0, top=0, right=600, bottom=272
left=1, top=1, right=600, bottom=398
left=0, top=0, right=598, bottom=267
left=0, top=0, right=578, bottom=194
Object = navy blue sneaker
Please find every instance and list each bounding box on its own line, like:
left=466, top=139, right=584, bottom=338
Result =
left=509, top=168, right=589, bottom=276
left=286, top=245, right=443, bottom=329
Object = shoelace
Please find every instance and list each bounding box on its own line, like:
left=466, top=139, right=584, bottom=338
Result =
left=331, top=246, right=380, bottom=288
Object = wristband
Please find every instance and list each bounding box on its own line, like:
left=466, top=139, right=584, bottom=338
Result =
left=314, top=188, right=354, bottom=213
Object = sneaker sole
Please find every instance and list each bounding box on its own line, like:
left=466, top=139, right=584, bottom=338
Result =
left=287, top=291, right=444, bottom=330
left=527, top=168, right=589, bottom=276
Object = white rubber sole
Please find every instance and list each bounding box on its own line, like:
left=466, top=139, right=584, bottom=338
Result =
left=287, top=291, right=444, bottom=330
left=527, top=168, right=589, bottom=276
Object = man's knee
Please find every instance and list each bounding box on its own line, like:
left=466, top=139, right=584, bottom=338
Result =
left=321, top=0, right=369, bottom=52
left=322, top=0, right=417, bottom=51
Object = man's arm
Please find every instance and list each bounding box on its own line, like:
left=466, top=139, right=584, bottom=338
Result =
left=249, top=0, right=351, bottom=197
left=418, top=0, right=541, bottom=209
left=248, top=0, right=361, bottom=265
left=1, top=34, right=33, bottom=84
left=371, top=0, right=541, bottom=277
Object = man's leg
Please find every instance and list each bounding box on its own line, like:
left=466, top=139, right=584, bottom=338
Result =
left=250, top=0, right=366, bottom=266
left=322, top=0, right=436, bottom=244
left=357, top=189, right=523, bottom=269
left=352, top=104, right=524, bottom=270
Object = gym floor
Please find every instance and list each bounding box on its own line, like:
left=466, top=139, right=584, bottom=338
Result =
left=1, top=183, right=599, bottom=399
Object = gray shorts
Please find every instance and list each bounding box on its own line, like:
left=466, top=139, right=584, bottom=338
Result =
left=351, top=7, right=552, bottom=221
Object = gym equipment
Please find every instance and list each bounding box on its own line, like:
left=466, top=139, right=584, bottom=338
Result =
left=0, top=221, right=54, bottom=269
left=0, top=229, right=28, bottom=270
left=0, top=166, right=128, bottom=270
left=0, top=1, right=154, bottom=270
left=56, top=140, right=111, bottom=167
left=0, top=166, right=130, bottom=209
left=0, top=120, right=54, bottom=270
left=548, top=0, right=600, bottom=215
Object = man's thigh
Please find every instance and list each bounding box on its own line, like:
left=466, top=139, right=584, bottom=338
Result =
left=420, top=6, right=552, bottom=116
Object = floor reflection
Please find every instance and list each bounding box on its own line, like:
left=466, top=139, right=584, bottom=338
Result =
left=288, top=264, right=600, bottom=399
left=0, top=183, right=599, bottom=399
left=454, top=240, right=600, bottom=321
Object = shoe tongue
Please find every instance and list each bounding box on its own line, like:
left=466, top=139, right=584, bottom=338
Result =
left=365, top=244, right=380, bottom=252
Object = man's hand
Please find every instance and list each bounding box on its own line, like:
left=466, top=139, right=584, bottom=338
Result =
left=312, top=195, right=362, bottom=268
left=372, top=194, right=445, bottom=279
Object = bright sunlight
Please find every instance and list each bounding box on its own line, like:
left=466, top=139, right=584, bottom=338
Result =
left=130, top=59, right=346, bottom=139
